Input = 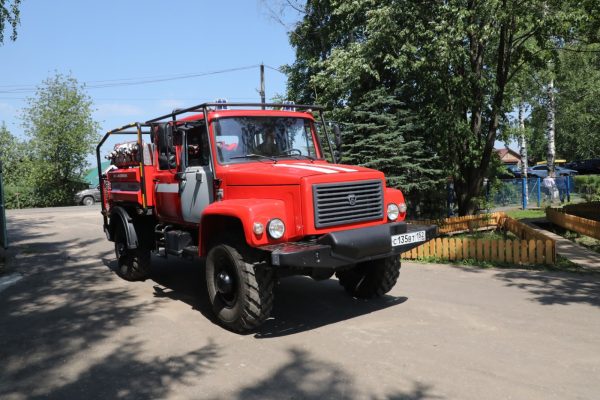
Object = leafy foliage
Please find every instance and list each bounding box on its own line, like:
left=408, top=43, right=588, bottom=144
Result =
left=284, top=0, right=600, bottom=215
left=528, top=45, right=600, bottom=162
left=284, top=0, right=445, bottom=215
left=0, top=122, right=27, bottom=186
left=575, top=175, right=600, bottom=202
left=0, top=123, right=34, bottom=208
left=0, top=0, right=21, bottom=44
left=20, top=73, right=100, bottom=207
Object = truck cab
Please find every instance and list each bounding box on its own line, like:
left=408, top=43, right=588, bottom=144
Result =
left=97, top=102, right=436, bottom=332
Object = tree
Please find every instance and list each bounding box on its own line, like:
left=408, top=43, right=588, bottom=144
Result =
left=0, top=122, right=25, bottom=185
left=0, top=122, right=34, bottom=208
left=284, top=0, right=600, bottom=215
left=528, top=45, right=600, bottom=162
left=21, top=73, right=100, bottom=207
left=0, top=0, right=21, bottom=44
left=283, top=0, right=445, bottom=215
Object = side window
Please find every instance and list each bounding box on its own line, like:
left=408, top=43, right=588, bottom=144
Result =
left=155, top=124, right=177, bottom=170
left=187, top=125, right=210, bottom=167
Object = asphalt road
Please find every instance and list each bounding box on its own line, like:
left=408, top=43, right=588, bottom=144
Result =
left=1, top=206, right=599, bottom=400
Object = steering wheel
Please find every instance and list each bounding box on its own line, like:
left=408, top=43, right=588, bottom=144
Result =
left=281, top=148, right=303, bottom=156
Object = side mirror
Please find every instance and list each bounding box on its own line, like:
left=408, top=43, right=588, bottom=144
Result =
left=332, top=124, right=342, bottom=162
left=333, top=124, right=342, bottom=148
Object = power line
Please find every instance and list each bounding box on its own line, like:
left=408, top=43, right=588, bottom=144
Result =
left=265, top=64, right=286, bottom=74
left=0, top=65, right=261, bottom=94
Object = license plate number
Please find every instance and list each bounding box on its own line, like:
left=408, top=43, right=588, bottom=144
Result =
left=391, top=231, right=426, bottom=247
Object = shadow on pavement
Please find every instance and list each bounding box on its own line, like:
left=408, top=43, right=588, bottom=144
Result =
left=496, top=270, right=600, bottom=308
left=31, top=338, right=220, bottom=400
left=0, top=216, right=158, bottom=398
left=134, top=256, right=408, bottom=337
left=255, top=277, right=407, bottom=338
left=220, top=348, right=441, bottom=400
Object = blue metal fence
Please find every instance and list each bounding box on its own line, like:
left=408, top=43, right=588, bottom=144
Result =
left=487, top=176, right=578, bottom=210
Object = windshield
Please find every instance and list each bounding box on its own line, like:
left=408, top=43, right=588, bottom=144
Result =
left=213, top=117, right=320, bottom=164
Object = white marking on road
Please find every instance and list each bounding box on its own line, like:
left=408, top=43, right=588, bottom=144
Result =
left=0, top=273, right=22, bottom=294
left=273, top=164, right=338, bottom=174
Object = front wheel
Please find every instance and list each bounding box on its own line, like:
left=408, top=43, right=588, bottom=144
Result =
left=82, top=196, right=95, bottom=206
left=206, top=244, right=274, bottom=332
left=336, top=256, right=401, bottom=298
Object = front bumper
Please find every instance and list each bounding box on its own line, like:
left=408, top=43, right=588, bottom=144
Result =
left=261, top=222, right=437, bottom=269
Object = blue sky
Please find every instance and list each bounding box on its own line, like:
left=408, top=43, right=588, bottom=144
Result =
left=0, top=0, right=295, bottom=158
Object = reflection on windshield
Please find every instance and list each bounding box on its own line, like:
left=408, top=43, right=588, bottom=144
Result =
left=213, top=117, right=318, bottom=163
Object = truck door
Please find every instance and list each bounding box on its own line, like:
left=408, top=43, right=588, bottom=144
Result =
left=180, top=123, right=213, bottom=224
left=153, top=123, right=182, bottom=222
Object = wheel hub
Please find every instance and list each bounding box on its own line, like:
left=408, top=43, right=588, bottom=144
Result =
left=216, top=270, right=234, bottom=294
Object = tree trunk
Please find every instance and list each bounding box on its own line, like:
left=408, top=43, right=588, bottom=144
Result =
left=546, top=78, right=556, bottom=177
left=518, top=102, right=528, bottom=203
left=454, top=169, right=483, bottom=216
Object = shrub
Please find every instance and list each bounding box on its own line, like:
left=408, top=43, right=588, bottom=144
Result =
left=3, top=184, right=37, bottom=209
left=574, top=175, right=600, bottom=202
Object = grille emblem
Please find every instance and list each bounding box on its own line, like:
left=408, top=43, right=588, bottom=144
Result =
left=347, top=194, right=357, bottom=206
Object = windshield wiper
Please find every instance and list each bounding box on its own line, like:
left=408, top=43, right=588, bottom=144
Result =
left=229, top=153, right=277, bottom=162
left=273, top=154, right=316, bottom=162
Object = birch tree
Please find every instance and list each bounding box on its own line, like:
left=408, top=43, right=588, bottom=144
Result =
left=546, top=78, right=556, bottom=177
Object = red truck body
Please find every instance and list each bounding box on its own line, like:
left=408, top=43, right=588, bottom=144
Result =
left=97, top=102, right=435, bottom=332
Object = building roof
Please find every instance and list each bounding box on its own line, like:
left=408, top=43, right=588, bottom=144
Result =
left=495, top=147, right=521, bottom=164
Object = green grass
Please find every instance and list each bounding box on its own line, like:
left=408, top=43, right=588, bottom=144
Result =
left=505, top=209, right=546, bottom=220
left=553, top=228, right=600, bottom=255
left=451, top=229, right=519, bottom=241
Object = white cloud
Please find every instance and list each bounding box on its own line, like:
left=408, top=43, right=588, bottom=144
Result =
left=94, top=103, right=144, bottom=118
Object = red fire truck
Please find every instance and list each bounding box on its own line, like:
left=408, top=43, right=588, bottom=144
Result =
left=96, top=102, right=436, bottom=332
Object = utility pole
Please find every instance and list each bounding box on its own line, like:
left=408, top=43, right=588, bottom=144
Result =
left=260, top=63, right=265, bottom=109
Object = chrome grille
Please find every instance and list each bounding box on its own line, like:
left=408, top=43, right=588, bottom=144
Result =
left=313, top=180, right=384, bottom=228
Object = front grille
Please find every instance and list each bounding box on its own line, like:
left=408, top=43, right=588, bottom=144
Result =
left=313, top=180, right=384, bottom=228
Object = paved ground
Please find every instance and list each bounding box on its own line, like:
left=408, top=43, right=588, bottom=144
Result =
left=1, top=206, right=599, bottom=400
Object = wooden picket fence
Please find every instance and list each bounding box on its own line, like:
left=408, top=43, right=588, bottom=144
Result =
left=547, top=207, right=600, bottom=241
left=410, top=212, right=505, bottom=234
left=562, top=202, right=600, bottom=221
left=402, top=212, right=556, bottom=265
left=401, top=237, right=555, bottom=265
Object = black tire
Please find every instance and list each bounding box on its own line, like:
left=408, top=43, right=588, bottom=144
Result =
left=114, top=225, right=151, bottom=281
left=206, top=244, right=274, bottom=332
left=336, top=256, right=401, bottom=299
left=82, top=196, right=95, bottom=206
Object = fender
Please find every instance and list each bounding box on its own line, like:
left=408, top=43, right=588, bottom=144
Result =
left=384, top=187, right=407, bottom=221
left=199, top=199, right=288, bottom=253
left=109, top=206, right=139, bottom=249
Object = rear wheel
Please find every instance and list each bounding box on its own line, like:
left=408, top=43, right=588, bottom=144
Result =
left=336, top=256, right=401, bottom=298
left=114, top=225, right=151, bottom=281
left=206, top=244, right=274, bottom=332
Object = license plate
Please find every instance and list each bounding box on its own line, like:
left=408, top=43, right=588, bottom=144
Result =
left=391, top=230, right=426, bottom=247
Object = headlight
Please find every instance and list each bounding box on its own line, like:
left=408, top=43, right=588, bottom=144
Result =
left=387, top=203, right=400, bottom=221
left=267, top=218, right=285, bottom=239
left=253, top=222, right=264, bottom=235
left=398, top=202, right=407, bottom=213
